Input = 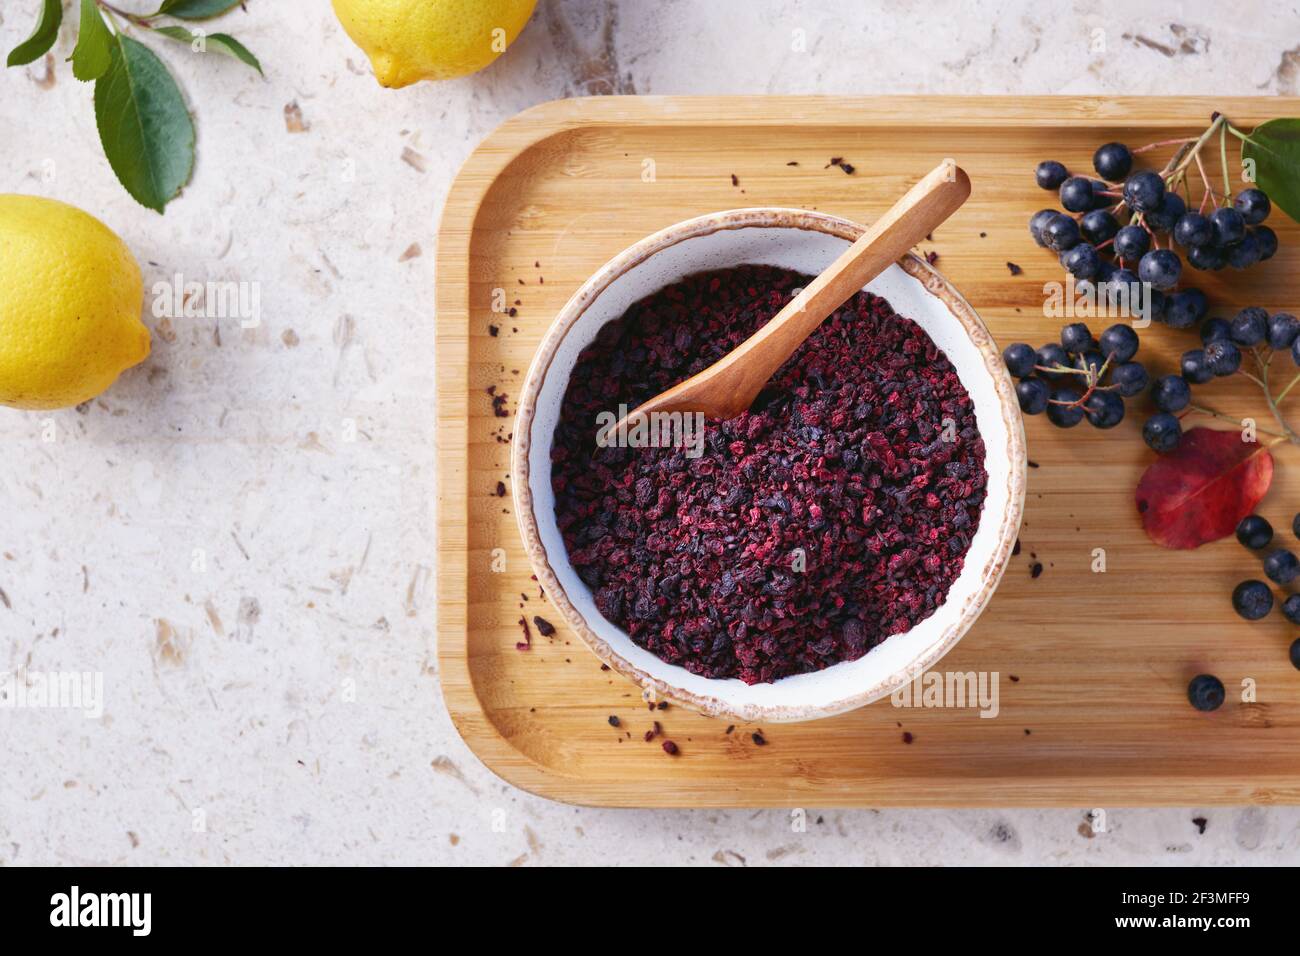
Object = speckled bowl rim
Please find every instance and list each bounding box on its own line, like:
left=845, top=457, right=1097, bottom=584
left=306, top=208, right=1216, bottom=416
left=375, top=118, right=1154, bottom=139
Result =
left=511, top=208, right=1026, bottom=723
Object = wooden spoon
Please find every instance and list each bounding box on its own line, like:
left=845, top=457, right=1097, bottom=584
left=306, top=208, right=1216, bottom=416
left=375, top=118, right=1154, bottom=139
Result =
left=616, top=161, right=971, bottom=426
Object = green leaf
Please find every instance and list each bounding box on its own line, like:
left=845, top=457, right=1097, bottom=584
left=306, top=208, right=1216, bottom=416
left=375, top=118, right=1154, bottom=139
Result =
left=71, top=0, right=115, bottom=82
left=6, top=0, right=63, bottom=67
left=155, top=0, right=244, bottom=19
left=93, top=34, right=195, bottom=213
left=153, top=25, right=263, bottom=75
left=1242, top=118, right=1300, bottom=225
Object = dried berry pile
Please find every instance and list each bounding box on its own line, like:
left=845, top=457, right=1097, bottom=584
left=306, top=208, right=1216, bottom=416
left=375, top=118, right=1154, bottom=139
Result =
left=551, top=265, right=988, bottom=684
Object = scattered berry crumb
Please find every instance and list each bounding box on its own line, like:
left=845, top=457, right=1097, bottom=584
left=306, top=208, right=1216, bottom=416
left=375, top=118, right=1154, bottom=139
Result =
left=533, top=615, right=556, bottom=637
left=662, top=740, right=678, bottom=755
left=607, top=715, right=620, bottom=727
left=751, top=732, right=767, bottom=746
left=902, top=731, right=914, bottom=744
left=488, top=324, right=499, bottom=337
left=730, top=173, right=739, bottom=186
left=925, top=250, right=939, bottom=266
left=515, top=616, right=531, bottom=651
left=1192, top=816, right=1208, bottom=835
left=1006, top=261, right=1023, bottom=276
left=495, top=481, right=506, bottom=497
left=1030, top=562, right=1044, bottom=579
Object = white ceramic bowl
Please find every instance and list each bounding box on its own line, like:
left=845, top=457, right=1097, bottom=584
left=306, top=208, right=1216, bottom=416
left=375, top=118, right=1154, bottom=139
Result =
left=512, top=208, right=1025, bottom=723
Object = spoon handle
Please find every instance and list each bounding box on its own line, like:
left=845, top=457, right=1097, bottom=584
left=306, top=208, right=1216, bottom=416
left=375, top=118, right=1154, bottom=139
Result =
left=633, top=161, right=971, bottom=422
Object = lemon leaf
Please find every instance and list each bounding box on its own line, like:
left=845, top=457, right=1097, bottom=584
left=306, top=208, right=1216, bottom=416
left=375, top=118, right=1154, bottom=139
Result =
left=152, top=25, right=263, bottom=75
left=154, top=0, right=244, bottom=18
left=71, top=0, right=115, bottom=82
left=6, top=0, right=63, bottom=67
left=93, top=35, right=195, bottom=213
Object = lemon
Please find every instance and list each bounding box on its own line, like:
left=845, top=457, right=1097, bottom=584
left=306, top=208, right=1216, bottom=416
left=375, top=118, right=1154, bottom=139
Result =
left=0, top=195, right=150, bottom=411
left=332, top=0, right=536, bottom=87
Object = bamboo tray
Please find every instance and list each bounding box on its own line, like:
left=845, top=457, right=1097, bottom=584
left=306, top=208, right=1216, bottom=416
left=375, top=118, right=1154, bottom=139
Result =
left=436, top=96, right=1300, bottom=807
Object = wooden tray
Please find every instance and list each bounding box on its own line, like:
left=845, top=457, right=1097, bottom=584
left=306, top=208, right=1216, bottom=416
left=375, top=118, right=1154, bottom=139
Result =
left=436, top=96, right=1300, bottom=807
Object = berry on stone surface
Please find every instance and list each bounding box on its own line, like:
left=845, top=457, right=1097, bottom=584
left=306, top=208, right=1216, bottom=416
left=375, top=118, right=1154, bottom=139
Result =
left=1204, top=338, right=1242, bottom=377
left=1123, top=170, right=1165, bottom=212
left=1035, top=160, right=1069, bottom=191
left=1236, top=514, right=1273, bottom=550
left=1046, top=388, right=1085, bottom=428
left=1138, top=249, right=1182, bottom=290
left=1142, top=412, right=1181, bottom=453
left=1092, top=142, right=1132, bottom=181
left=1016, top=377, right=1050, bottom=414
left=1180, top=348, right=1214, bottom=385
left=1084, top=390, right=1124, bottom=429
left=1098, top=323, right=1139, bottom=363
left=1264, top=549, right=1300, bottom=586
left=1112, top=361, right=1148, bottom=397
left=1002, top=342, right=1037, bottom=378
left=1151, top=374, right=1191, bottom=412
left=1113, top=224, right=1150, bottom=261
left=1187, top=674, right=1225, bottom=712
left=1210, top=206, right=1246, bottom=246
left=1232, top=579, right=1274, bottom=620
left=1234, top=188, right=1271, bottom=225
left=1230, top=307, right=1268, bottom=347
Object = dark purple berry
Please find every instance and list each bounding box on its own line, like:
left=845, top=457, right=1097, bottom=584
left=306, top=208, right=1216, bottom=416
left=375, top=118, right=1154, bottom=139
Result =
left=1113, top=224, right=1150, bottom=261
left=1210, top=207, right=1246, bottom=246
left=1142, top=412, right=1181, bottom=453
left=1232, top=580, right=1273, bottom=620
left=1046, top=388, right=1085, bottom=428
left=1268, top=313, right=1300, bottom=351
left=1173, top=212, right=1212, bottom=248
left=1060, top=322, right=1095, bottom=354
left=1123, top=170, right=1165, bottom=213
left=1165, top=289, right=1207, bottom=330
left=1253, top=225, right=1278, bottom=260
left=1084, top=390, right=1124, bottom=429
left=1180, top=348, right=1214, bottom=385
left=1138, top=249, right=1182, bottom=290
left=1145, top=191, right=1186, bottom=231
left=1204, top=338, right=1241, bottom=377
left=1080, top=209, right=1119, bottom=245
left=1236, top=515, right=1273, bottom=550
left=1234, top=188, right=1271, bottom=225
left=1264, top=549, right=1300, bottom=586
left=1060, top=176, right=1097, bottom=213
left=1029, top=208, right=1058, bottom=246
left=1227, top=233, right=1262, bottom=269
left=1231, top=307, right=1268, bottom=347
left=1002, top=342, right=1037, bottom=378
left=1151, top=374, right=1190, bottom=412
left=1092, top=142, right=1132, bottom=181
left=1035, top=161, right=1069, bottom=190
left=1187, top=243, right=1227, bottom=271
left=1112, top=361, right=1148, bottom=397
left=1098, top=323, right=1139, bottom=363
left=1016, top=377, right=1050, bottom=414
left=1061, top=242, right=1101, bottom=279
left=1042, top=214, right=1080, bottom=252
left=1188, top=674, right=1225, bottom=712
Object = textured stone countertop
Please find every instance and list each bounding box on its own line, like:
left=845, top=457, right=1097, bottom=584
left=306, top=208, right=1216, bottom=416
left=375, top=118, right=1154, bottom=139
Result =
left=1, top=0, right=1298, bottom=865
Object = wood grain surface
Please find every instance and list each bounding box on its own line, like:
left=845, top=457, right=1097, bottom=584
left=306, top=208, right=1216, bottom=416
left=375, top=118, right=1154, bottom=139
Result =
left=436, top=96, right=1300, bottom=807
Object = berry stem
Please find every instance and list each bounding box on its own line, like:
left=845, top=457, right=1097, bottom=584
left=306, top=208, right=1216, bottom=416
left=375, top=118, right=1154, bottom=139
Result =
left=1219, top=122, right=1232, bottom=203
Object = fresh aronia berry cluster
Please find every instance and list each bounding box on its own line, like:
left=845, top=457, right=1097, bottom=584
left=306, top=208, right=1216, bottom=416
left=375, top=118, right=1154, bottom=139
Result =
left=1030, top=141, right=1279, bottom=323
left=1002, top=322, right=1143, bottom=432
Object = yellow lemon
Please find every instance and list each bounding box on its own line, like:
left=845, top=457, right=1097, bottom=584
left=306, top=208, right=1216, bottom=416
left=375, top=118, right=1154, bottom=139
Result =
left=332, top=0, right=536, bottom=87
left=0, top=195, right=150, bottom=411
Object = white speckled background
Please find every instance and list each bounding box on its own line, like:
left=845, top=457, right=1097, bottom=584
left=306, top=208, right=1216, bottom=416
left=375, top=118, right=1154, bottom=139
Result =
left=1, top=0, right=1298, bottom=866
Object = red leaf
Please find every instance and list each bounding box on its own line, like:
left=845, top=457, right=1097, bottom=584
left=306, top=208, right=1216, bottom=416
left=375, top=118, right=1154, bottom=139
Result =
left=1135, top=427, right=1274, bottom=549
